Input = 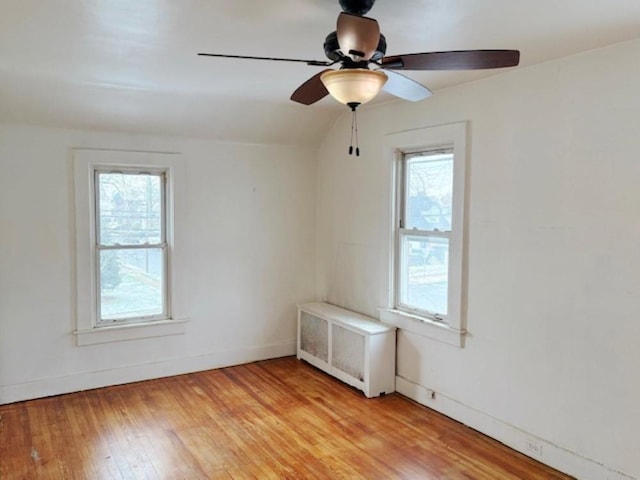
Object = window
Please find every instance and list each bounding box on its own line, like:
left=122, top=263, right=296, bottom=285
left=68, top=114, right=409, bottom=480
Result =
left=95, top=169, right=167, bottom=324
left=73, top=150, right=188, bottom=346
left=380, top=122, right=467, bottom=347
left=397, top=149, right=453, bottom=320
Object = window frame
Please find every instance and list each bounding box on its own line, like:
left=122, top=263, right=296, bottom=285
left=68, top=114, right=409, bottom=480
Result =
left=395, top=148, right=454, bottom=322
left=380, top=122, right=468, bottom=347
left=94, top=167, right=169, bottom=325
left=73, top=149, right=189, bottom=346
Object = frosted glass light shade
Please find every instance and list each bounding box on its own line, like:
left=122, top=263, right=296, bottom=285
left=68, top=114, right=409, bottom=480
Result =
left=320, top=69, right=387, bottom=105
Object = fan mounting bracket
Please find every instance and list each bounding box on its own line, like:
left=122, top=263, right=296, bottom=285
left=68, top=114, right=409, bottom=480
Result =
left=340, top=59, right=370, bottom=69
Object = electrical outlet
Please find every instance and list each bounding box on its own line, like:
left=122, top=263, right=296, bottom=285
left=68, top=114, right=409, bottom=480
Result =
left=525, top=438, right=543, bottom=458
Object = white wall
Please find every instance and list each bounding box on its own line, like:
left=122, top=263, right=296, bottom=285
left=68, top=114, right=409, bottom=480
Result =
left=317, top=38, right=640, bottom=479
left=0, top=125, right=317, bottom=403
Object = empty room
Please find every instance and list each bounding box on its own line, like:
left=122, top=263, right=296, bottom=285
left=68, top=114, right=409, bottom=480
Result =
left=0, top=1, right=639, bottom=479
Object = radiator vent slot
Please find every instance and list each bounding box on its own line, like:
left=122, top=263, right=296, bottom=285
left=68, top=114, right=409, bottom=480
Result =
left=332, top=324, right=364, bottom=381
left=300, top=311, right=329, bottom=362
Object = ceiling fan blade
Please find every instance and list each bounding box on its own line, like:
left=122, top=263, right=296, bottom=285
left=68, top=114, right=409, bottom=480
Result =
left=382, top=50, right=520, bottom=71
left=290, top=69, right=333, bottom=105
left=336, top=12, right=380, bottom=61
left=198, top=53, right=331, bottom=67
left=381, top=70, right=432, bottom=102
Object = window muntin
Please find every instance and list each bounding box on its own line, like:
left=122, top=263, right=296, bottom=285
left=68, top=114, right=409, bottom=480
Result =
left=94, top=170, right=168, bottom=324
left=397, top=149, right=454, bottom=321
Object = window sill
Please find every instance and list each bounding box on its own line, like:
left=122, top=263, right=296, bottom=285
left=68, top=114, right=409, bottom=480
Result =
left=378, top=309, right=465, bottom=347
left=74, top=318, right=189, bottom=346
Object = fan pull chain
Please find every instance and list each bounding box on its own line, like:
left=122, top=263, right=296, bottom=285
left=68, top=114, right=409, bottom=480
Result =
left=348, top=103, right=360, bottom=156
left=349, top=110, right=355, bottom=155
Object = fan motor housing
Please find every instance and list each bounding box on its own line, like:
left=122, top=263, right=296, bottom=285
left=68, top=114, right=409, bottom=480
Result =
left=324, top=31, right=386, bottom=62
left=339, top=0, right=375, bottom=15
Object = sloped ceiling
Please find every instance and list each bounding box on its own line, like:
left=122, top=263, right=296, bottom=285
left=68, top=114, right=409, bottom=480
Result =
left=1, top=0, right=639, bottom=146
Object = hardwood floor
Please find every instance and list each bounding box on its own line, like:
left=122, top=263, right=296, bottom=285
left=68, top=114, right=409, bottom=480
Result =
left=0, top=357, right=573, bottom=479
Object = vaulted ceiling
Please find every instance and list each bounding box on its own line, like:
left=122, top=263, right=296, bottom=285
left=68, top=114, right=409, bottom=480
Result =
left=1, top=0, right=639, bottom=146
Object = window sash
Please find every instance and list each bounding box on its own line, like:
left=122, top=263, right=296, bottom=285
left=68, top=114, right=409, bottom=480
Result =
left=396, top=231, right=450, bottom=321
left=95, top=245, right=169, bottom=324
left=401, top=148, right=454, bottom=233
left=94, top=169, right=166, bottom=248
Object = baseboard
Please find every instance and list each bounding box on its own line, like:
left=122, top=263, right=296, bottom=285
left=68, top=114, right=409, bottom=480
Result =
left=0, top=342, right=296, bottom=405
left=395, top=376, right=635, bottom=480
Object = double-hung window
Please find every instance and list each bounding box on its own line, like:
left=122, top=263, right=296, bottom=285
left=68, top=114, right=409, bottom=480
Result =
left=381, top=122, right=467, bottom=347
left=397, top=149, right=454, bottom=320
left=74, top=150, right=188, bottom=346
left=95, top=169, right=167, bottom=324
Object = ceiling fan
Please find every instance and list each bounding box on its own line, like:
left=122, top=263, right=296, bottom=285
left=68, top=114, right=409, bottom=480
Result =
left=199, top=0, right=519, bottom=154
left=198, top=0, right=520, bottom=109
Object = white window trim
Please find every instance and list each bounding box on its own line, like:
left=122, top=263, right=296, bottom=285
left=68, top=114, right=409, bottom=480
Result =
left=380, top=122, right=468, bottom=348
left=73, top=149, right=189, bottom=346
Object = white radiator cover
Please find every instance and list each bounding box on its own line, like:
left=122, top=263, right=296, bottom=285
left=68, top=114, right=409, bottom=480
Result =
left=297, top=302, right=396, bottom=398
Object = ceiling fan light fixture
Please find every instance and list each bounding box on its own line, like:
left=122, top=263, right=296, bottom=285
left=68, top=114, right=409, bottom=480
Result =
left=320, top=69, right=387, bottom=106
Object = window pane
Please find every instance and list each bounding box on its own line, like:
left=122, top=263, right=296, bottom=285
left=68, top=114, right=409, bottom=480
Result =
left=99, top=248, right=165, bottom=321
left=400, top=235, right=449, bottom=316
left=98, top=172, right=162, bottom=245
left=405, top=153, right=453, bottom=231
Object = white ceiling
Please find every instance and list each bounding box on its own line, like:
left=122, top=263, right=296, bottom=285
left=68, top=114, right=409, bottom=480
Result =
left=1, top=0, right=639, bottom=146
